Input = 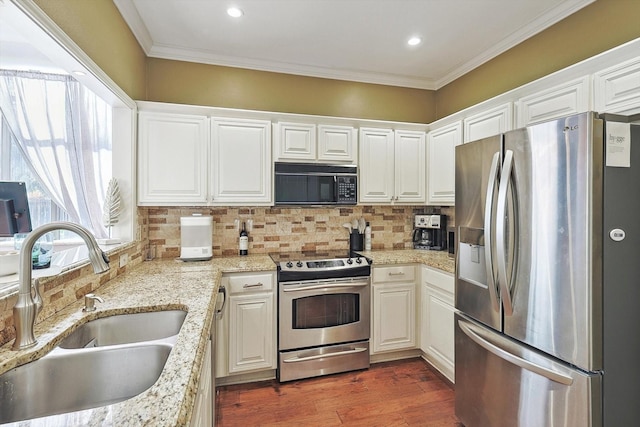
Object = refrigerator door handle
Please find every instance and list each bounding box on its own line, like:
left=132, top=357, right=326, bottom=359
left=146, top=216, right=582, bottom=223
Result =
left=496, top=149, right=515, bottom=315
left=458, top=319, right=574, bottom=386
left=484, top=151, right=502, bottom=313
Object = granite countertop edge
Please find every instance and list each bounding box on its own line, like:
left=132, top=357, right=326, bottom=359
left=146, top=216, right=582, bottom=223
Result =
left=0, top=250, right=453, bottom=426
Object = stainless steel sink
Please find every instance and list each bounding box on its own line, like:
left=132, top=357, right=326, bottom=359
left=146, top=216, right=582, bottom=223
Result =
left=58, top=309, right=187, bottom=348
left=0, top=343, right=172, bottom=424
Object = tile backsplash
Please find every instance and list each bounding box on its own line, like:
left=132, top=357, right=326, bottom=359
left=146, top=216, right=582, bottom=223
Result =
left=0, top=205, right=453, bottom=347
left=143, top=205, right=454, bottom=257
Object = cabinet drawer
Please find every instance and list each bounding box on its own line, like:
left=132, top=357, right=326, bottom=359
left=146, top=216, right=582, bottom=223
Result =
left=372, top=265, right=415, bottom=283
left=226, top=273, right=274, bottom=294
left=422, top=266, right=454, bottom=296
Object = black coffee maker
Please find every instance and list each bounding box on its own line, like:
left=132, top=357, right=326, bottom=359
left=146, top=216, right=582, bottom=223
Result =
left=412, top=214, right=447, bottom=250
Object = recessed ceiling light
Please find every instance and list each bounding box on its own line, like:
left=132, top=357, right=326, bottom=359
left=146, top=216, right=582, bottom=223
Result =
left=407, top=37, right=422, bottom=46
left=227, top=7, right=243, bottom=18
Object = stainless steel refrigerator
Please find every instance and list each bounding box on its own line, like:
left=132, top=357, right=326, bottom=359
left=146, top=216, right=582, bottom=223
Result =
left=454, top=112, right=640, bottom=427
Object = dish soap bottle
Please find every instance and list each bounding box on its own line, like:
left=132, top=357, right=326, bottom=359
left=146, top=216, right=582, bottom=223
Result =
left=364, top=222, right=372, bottom=251
left=239, top=221, right=249, bottom=256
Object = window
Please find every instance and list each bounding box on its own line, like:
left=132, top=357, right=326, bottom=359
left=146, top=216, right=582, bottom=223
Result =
left=0, top=70, right=112, bottom=242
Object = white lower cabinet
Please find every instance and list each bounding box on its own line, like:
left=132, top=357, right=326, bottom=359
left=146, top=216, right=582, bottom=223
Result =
left=420, top=266, right=455, bottom=383
left=190, top=339, right=213, bottom=427
left=215, top=272, right=276, bottom=379
left=371, top=265, right=417, bottom=353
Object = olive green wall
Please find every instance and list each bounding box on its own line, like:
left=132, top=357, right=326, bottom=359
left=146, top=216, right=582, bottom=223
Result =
left=34, top=0, right=640, bottom=123
left=33, top=0, right=146, bottom=100
left=435, top=0, right=640, bottom=119
left=146, top=58, right=436, bottom=123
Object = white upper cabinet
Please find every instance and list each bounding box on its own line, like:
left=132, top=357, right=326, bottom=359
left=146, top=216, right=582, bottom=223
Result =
left=359, top=128, right=395, bottom=203
left=317, top=124, right=358, bottom=163
left=394, top=130, right=426, bottom=203
left=211, top=118, right=272, bottom=205
left=516, top=76, right=590, bottom=127
left=138, top=105, right=272, bottom=206
left=426, top=121, right=462, bottom=206
left=138, top=111, right=209, bottom=205
left=359, top=128, right=426, bottom=204
left=594, top=56, right=640, bottom=115
left=275, top=122, right=357, bottom=164
left=274, top=122, right=316, bottom=161
left=463, top=103, right=513, bottom=143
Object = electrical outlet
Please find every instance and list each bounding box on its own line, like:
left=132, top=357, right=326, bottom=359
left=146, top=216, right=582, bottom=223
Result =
left=247, top=219, right=253, bottom=232
left=119, top=253, right=128, bottom=268
left=234, top=218, right=240, bottom=233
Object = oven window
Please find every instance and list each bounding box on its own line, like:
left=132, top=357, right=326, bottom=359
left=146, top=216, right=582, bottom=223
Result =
left=292, top=293, right=360, bottom=329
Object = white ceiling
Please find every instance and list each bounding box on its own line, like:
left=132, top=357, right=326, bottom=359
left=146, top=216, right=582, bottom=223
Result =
left=114, top=0, right=595, bottom=90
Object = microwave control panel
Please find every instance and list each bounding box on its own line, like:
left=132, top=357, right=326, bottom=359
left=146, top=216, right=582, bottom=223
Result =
left=337, top=176, right=357, bottom=203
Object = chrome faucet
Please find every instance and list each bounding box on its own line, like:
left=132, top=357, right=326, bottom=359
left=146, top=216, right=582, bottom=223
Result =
left=12, top=222, right=110, bottom=350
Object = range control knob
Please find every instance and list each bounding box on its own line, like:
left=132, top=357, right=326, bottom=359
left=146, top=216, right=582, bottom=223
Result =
left=296, top=261, right=303, bottom=268
left=356, top=257, right=362, bottom=264
left=346, top=258, right=353, bottom=264
left=286, top=261, right=293, bottom=268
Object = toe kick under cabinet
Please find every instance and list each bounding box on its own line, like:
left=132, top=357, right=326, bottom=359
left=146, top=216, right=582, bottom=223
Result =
left=215, top=271, right=277, bottom=383
left=420, top=266, right=455, bottom=383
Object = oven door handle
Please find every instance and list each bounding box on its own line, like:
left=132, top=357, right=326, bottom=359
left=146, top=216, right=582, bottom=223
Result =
left=282, top=282, right=369, bottom=292
left=282, top=346, right=368, bottom=363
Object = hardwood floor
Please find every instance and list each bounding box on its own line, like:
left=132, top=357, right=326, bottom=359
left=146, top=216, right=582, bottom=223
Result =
left=216, top=358, right=462, bottom=426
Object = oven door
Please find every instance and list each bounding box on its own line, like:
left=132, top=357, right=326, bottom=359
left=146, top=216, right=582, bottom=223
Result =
left=278, top=277, right=370, bottom=351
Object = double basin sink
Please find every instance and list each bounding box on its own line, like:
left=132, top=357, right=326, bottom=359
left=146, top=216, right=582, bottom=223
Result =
left=0, top=309, right=187, bottom=424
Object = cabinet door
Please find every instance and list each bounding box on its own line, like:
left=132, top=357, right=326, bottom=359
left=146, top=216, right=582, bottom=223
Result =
left=317, top=124, right=357, bottom=163
left=426, top=121, right=462, bottom=206
left=372, top=282, right=416, bottom=353
left=228, top=292, right=275, bottom=374
left=516, top=76, right=590, bottom=127
left=211, top=118, right=272, bottom=205
left=359, top=128, right=395, bottom=203
left=420, top=267, right=455, bottom=382
left=594, top=56, right=640, bottom=115
left=394, top=130, right=426, bottom=204
left=463, top=103, right=513, bottom=143
left=274, top=122, right=316, bottom=161
left=421, top=284, right=455, bottom=383
left=138, top=112, right=209, bottom=205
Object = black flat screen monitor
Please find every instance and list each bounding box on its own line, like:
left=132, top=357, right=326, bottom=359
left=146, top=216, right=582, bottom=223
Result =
left=0, top=181, right=33, bottom=237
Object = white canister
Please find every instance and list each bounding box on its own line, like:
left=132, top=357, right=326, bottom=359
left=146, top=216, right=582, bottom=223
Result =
left=180, top=215, right=213, bottom=261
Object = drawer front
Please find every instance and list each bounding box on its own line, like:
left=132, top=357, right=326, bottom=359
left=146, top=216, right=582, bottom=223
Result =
left=423, top=266, right=454, bottom=295
left=372, top=265, right=415, bottom=283
left=226, top=272, right=274, bottom=294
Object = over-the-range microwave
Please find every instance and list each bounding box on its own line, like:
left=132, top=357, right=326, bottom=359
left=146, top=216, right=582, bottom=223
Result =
left=274, top=162, right=357, bottom=206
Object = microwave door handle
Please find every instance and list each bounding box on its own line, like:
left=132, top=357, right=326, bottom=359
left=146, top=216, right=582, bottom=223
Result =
left=496, top=149, right=515, bottom=316
left=484, top=151, right=501, bottom=313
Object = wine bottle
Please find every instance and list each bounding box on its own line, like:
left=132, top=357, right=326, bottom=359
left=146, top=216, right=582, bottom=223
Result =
left=239, top=221, right=248, bottom=256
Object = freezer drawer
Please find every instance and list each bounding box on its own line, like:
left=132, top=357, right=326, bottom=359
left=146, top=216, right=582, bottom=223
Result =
left=455, top=314, right=601, bottom=427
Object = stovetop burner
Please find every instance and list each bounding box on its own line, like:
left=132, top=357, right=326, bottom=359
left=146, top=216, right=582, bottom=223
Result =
left=269, top=250, right=363, bottom=263
left=270, top=250, right=371, bottom=282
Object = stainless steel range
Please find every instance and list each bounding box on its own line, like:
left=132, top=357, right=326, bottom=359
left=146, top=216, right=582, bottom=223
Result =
left=271, top=250, right=371, bottom=382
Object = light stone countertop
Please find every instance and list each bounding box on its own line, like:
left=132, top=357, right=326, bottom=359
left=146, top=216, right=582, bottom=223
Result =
left=0, top=250, right=452, bottom=426
left=360, top=249, right=455, bottom=274
left=0, top=255, right=274, bottom=427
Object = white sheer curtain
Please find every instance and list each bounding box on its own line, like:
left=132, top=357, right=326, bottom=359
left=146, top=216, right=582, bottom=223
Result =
left=0, top=70, right=111, bottom=238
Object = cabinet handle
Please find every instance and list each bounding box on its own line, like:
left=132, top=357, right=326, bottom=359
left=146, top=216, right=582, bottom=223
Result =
left=388, top=272, right=406, bottom=276
left=243, top=282, right=264, bottom=288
